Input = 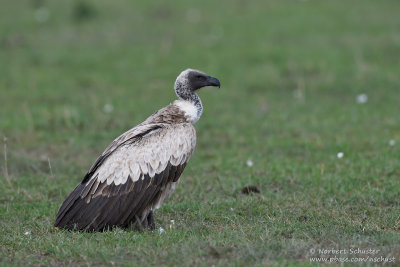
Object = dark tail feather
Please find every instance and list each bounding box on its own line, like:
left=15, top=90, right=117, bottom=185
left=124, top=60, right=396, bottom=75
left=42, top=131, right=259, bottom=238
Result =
left=54, top=182, right=87, bottom=228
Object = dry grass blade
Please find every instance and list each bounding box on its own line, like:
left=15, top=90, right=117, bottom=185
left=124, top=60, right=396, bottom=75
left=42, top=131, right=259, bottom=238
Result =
left=48, top=157, right=55, bottom=179
left=3, top=136, right=13, bottom=188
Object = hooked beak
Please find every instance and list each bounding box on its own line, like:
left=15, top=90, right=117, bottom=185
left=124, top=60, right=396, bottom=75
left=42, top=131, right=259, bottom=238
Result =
left=206, top=76, right=221, bottom=88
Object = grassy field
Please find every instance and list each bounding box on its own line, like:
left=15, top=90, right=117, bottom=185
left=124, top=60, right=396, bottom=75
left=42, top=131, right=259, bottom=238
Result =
left=1, top=0, right=400, bottom=265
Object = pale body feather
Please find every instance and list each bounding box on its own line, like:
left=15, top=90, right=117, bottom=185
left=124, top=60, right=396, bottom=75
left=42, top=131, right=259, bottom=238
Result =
left=90, top=123, right=196, bottom=209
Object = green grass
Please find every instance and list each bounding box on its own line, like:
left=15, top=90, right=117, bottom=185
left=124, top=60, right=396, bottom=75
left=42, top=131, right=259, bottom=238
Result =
left=1, top=0, right=400, bottom=265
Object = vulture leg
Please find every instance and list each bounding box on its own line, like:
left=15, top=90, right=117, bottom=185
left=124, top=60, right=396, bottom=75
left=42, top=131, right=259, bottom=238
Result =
left=128, top=215, right=154, bottom=231
left=147, top=211, right=155, bottom=230
left=141, top=215, right=149, bottom=229
left=129, top=215, right=144, bottom=232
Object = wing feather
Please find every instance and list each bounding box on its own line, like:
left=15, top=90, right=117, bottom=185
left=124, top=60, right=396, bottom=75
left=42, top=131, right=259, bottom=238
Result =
left=54, top=123, right=196, bottom=231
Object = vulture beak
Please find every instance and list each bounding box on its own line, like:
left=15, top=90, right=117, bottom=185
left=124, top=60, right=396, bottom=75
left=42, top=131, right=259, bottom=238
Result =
left=206, top=76, right=221, bottom=88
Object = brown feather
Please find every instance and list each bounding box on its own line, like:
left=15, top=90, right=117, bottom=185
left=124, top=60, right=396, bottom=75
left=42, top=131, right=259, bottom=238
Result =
left=54, top=162, right=188, bottom=231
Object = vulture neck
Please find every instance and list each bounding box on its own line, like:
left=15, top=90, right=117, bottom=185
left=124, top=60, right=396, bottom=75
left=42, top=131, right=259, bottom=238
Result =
left=174, top=85, right=203, bottom=124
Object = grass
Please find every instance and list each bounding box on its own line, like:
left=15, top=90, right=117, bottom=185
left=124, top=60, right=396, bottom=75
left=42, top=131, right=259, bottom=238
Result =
left=1, top=0, right=400, bottom=265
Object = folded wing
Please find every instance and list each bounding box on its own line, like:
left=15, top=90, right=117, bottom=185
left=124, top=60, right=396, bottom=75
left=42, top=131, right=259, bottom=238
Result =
left=54, top=123, right=196, bottom=231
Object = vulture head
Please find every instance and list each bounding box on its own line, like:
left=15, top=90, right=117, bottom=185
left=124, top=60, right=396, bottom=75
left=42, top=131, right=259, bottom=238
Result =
left=175, top=69, right=220, bottom=100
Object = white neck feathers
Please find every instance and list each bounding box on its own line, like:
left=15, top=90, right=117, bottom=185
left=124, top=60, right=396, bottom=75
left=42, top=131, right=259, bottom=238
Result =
left=173, top=99, right=202, bottom=124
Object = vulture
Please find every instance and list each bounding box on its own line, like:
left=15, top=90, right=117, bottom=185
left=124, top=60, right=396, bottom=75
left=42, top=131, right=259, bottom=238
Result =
left=54, top=69, right=220, bottom=231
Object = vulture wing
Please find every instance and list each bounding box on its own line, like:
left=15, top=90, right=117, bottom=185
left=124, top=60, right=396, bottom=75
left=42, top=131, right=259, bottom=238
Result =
left=54, top=123, right=196, bottom=231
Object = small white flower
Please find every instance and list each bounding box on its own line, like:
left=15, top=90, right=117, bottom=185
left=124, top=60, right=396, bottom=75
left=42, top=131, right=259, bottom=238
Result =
left=35, top=7, right=50, bottom=23
left=246, top=159, right=253, bottom=167
left=170, top=220, right=175, bottom=225
left=230, top=207, right=234, bottom=212
left=389, top=140, right=395, bottom=146
left=24, top=231, right=31, bottom=235
left=337, top=152, right=344, bottom=159
left=356, top=94, right=368, bottom=104
left=103, top=103, right=114, bottom=113
left=159, top=227, right=165, bottom=234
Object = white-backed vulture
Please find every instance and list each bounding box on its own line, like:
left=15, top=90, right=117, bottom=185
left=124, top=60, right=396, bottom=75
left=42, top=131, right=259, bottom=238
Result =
left=54, top=69, right=220, bottom=231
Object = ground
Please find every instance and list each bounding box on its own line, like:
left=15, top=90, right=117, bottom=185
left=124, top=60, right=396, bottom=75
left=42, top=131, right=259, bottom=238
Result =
left=0, top=0, right=399, bottom=266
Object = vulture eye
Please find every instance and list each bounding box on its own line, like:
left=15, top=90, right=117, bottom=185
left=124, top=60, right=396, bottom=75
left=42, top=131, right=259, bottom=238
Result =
left=197, top=75, right=206, bottom=81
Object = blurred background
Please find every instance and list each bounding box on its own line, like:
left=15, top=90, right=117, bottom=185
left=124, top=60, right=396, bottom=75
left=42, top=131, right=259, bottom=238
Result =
left=1, top=0, right=399, bottom=265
